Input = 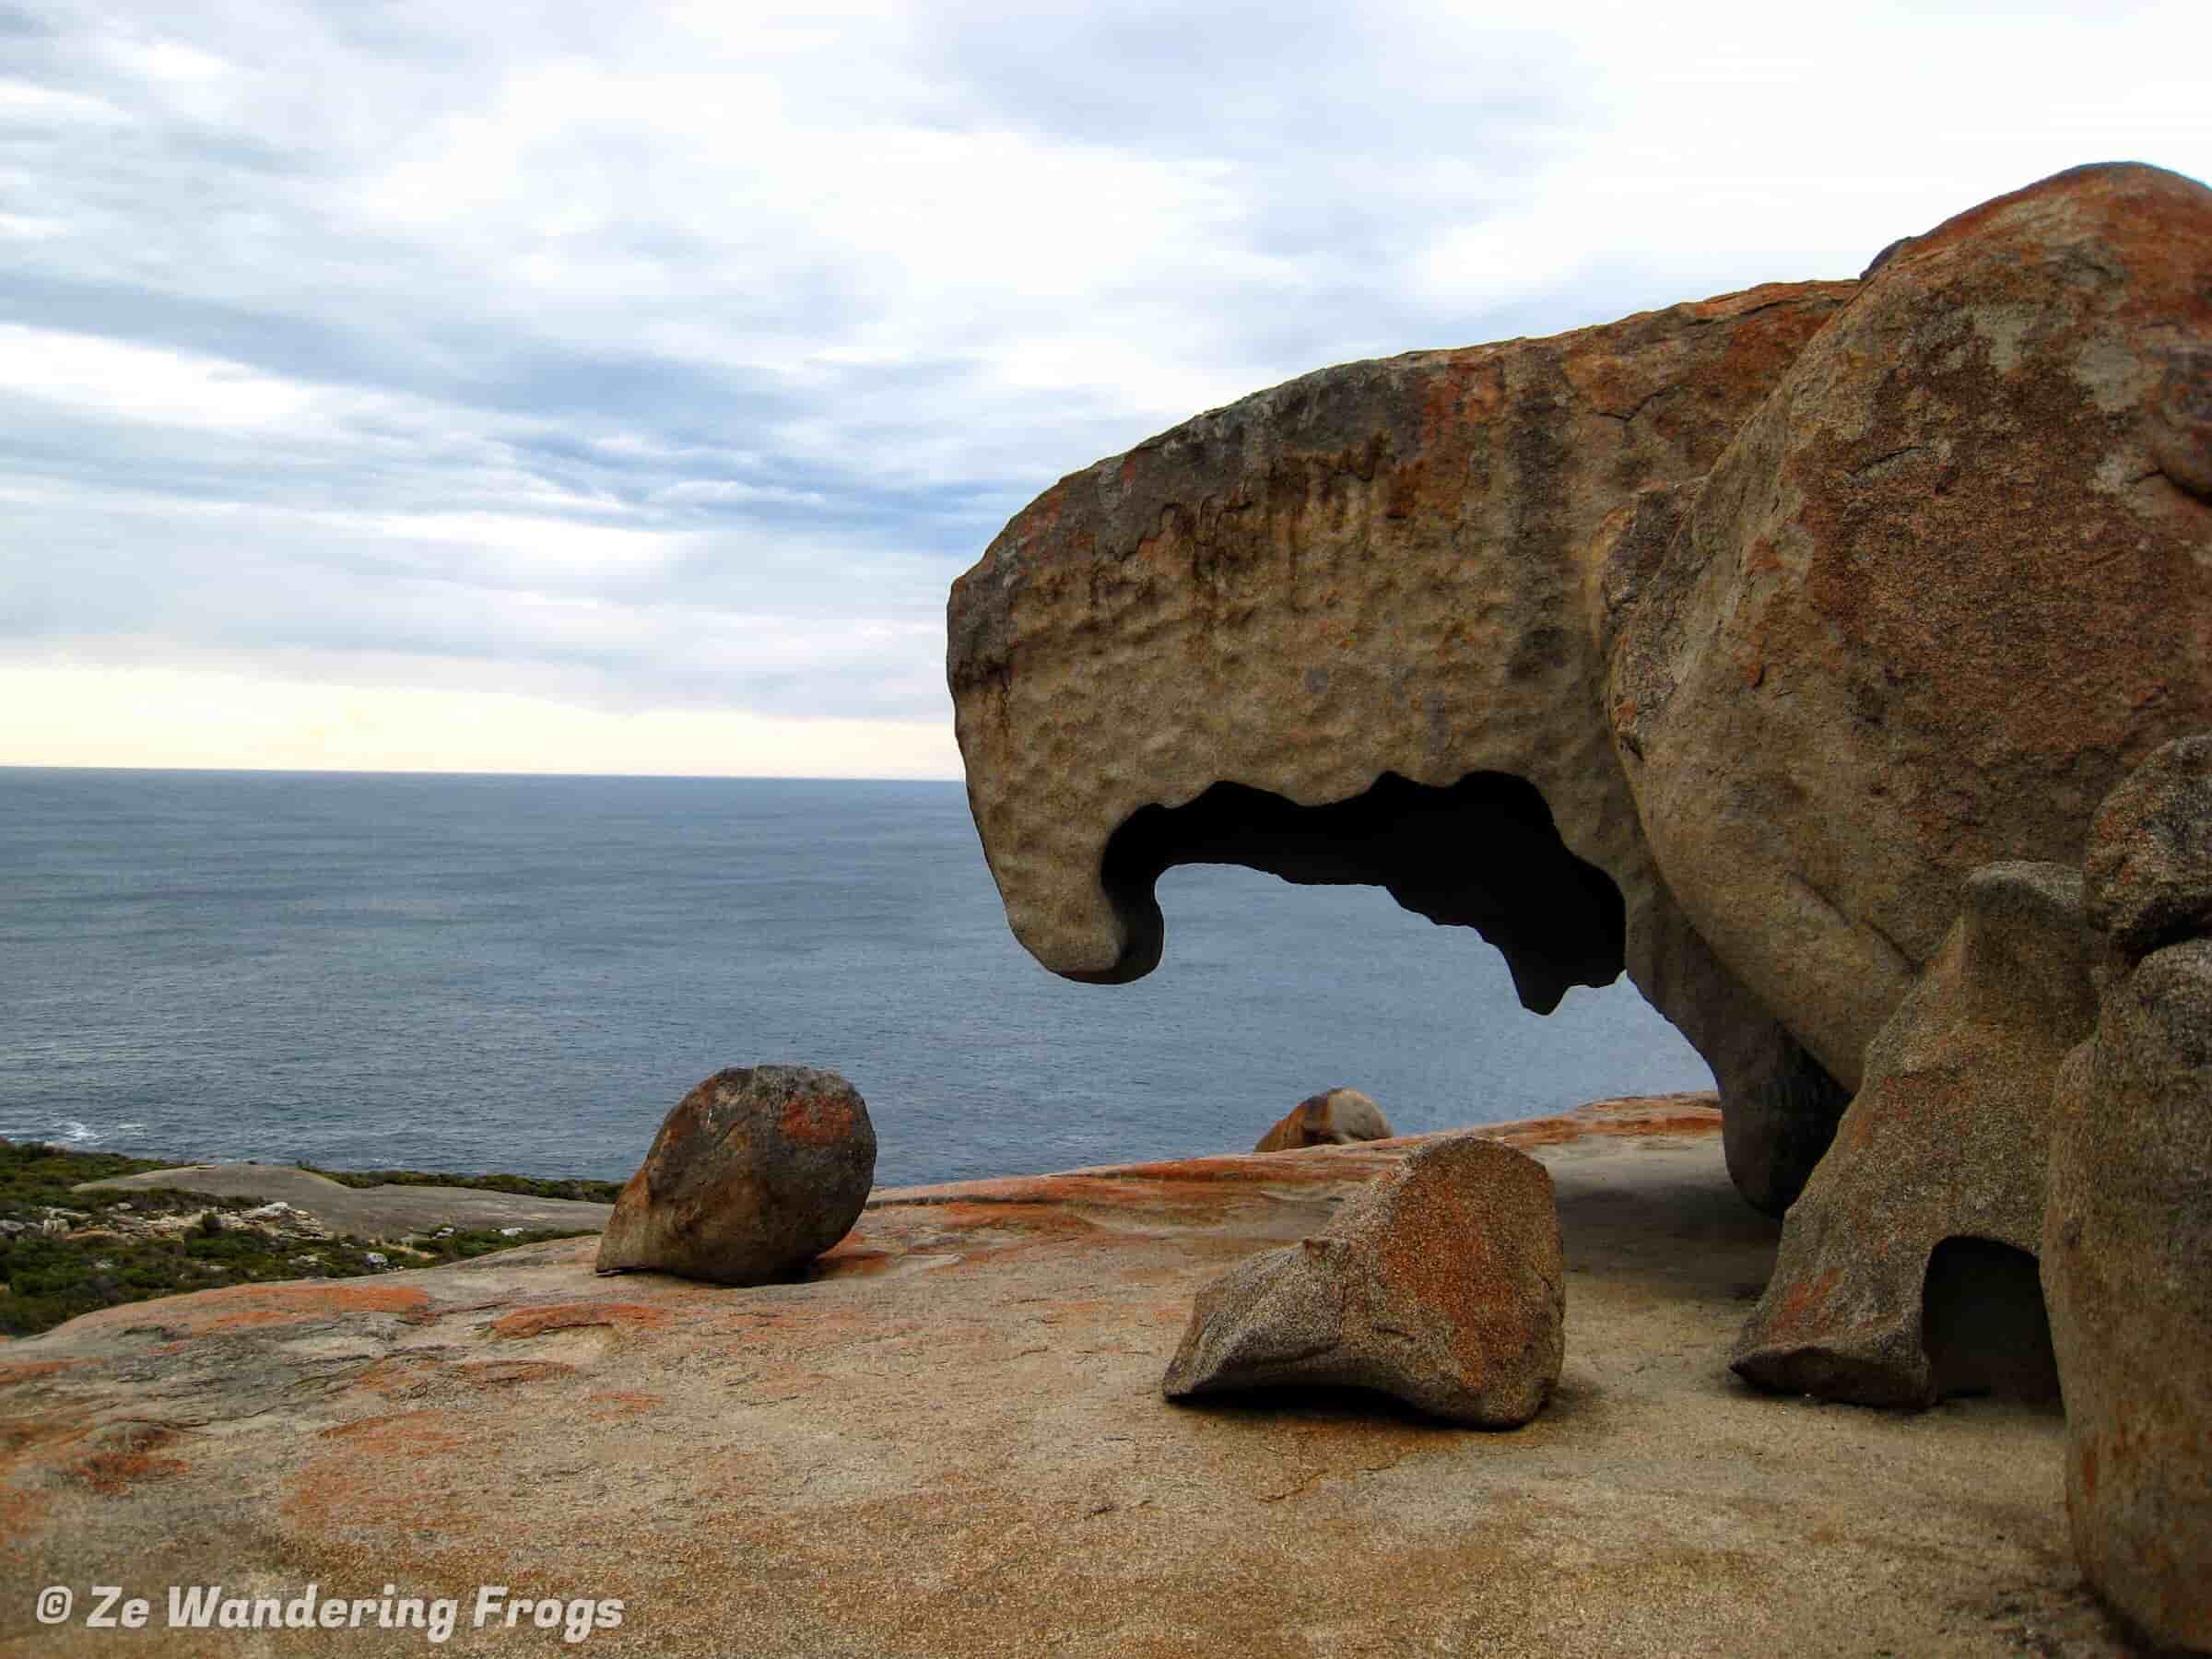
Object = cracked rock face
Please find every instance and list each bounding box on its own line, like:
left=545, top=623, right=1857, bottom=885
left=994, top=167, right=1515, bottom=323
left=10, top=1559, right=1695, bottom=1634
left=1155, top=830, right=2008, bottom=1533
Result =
left=1161, top=1135, right=1562, bottom=1426
left=948, top=279, right=1855, bottom=1213
left=1730, top=862, right=2093, bottom=1406
left=596, top=1066, right=877, bottom=1287
left=1610, top=161, right=2212, bottom=1094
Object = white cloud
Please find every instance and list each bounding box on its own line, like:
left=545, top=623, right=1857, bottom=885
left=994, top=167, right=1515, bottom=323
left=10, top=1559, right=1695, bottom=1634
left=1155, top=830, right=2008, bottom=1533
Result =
left=0, top=0, right=2206, bottom=777
left=1, top=324, right=313, bottom=429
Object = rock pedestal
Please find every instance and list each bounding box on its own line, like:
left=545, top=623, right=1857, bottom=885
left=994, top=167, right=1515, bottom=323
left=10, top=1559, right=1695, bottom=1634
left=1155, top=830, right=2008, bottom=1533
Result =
left=1732, top=862, right=2093, bottom=1406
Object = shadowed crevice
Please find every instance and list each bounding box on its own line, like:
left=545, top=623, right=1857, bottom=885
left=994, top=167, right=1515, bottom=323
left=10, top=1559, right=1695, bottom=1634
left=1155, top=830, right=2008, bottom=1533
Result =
left=1086, top=771, right=1626, bottom=1014
left=1921, top=1235, right=2062, bottom=1408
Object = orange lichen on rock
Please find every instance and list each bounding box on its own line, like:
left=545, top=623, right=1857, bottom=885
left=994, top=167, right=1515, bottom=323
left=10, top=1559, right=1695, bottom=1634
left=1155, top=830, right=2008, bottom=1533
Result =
left=0, top=1359, right=89, bottom=1388
left=45, top=1279, right=434, bottom=1341
left=66, top=1425, right=187, bottom=1497
left=780, top=1088, right=859, bottom=1147
left=488, top=1300, right=671, bottom=1340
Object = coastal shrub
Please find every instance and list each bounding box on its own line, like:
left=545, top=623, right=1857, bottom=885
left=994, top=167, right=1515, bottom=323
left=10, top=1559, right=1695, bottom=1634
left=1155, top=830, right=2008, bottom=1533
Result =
left=0, top=1137, right=596, bottom=1336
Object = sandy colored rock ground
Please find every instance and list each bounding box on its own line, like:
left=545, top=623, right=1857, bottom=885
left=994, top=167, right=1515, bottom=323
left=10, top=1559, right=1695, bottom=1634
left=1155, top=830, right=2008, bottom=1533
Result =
left=73, top=1165, right=615, bottom=1238
left=4, top=1097, right=2133, bottom=1655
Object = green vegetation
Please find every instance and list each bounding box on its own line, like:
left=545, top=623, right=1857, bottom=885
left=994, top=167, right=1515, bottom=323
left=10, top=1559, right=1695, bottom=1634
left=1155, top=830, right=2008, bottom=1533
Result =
left=296, top=1164, right=624, bottom=1204
left=0, top=1138, right=594, bottom=1339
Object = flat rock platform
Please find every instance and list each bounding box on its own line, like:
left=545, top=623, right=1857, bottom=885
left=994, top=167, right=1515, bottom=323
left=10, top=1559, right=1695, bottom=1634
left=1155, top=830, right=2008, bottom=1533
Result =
left=1, top=1096, right=2132, bottom=1655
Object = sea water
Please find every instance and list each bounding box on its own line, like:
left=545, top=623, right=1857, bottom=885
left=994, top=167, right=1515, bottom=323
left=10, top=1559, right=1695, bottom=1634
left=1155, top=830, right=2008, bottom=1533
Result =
left=0, top=768, right=1712, bottom=1187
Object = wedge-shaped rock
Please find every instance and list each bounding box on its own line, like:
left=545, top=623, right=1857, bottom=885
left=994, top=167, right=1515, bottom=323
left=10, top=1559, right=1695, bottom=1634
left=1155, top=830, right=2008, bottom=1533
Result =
left=1162, top=1135, right=1562, bottom=1426
left=1731, top=863, right=2094, bottom=1406
left=597, top=1065, right=877, bottom=1287
left=1613, top=161, right=2212, bottom=1096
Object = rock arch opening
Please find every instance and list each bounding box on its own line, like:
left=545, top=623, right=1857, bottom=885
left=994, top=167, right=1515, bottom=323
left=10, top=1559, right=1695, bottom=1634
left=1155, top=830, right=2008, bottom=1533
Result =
left=1919, top=1236, right=2061, bottom=1407
left=1092, top=771, right=1627, bottom=1014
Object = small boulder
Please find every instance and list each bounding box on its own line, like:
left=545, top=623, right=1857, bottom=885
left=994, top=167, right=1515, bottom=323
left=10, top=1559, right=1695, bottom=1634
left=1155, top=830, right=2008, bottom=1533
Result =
left=596, top=1065, right=877, bottom=1287
left=1252, top=1088, right=1394, bottom=1153
left=1162, top=1135, right=1562, bottom=1426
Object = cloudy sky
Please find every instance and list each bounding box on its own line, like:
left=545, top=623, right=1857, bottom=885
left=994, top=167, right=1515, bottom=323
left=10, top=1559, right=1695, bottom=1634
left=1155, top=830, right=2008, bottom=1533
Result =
left=3, top=2, right=2205, bottom=778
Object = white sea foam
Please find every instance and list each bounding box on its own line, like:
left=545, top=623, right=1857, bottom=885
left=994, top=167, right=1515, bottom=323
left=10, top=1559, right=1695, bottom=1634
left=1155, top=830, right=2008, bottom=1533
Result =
left=0, top=1117, right=143, bottom=1147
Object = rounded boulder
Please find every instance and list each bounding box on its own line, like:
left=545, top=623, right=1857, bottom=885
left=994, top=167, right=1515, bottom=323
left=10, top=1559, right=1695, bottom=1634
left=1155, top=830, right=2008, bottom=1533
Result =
left=596, top=1065, right=877, bottom=1287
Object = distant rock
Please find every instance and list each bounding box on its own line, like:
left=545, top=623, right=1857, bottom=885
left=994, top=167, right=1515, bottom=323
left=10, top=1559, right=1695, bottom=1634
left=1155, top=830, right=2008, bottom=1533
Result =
left=2045, top=737, right=2212, bottom=1651
left=596, top=1066, right=877, bottom=1287
left=1731, top=863, right=2093, bottom=1406
left=1253, top=1088, right=1394, bottom=1152
left=1162, top=1135, right=1562, bottom=1426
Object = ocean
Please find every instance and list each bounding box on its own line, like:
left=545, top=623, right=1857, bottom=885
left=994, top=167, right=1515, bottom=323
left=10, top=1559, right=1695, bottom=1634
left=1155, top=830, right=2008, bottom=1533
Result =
left=0, top=768, right=1713, bottom=1188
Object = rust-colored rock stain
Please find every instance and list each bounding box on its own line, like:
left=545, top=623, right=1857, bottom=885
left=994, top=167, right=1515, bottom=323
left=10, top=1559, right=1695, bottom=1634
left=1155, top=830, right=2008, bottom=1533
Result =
left=68, top=1425, right=187, bottom=1497
left=779, top=1088, right=858, bottom=1146
left=488, top=1300, right=670, bottom=1340
left=57, top=1279, right=436, bottom=1340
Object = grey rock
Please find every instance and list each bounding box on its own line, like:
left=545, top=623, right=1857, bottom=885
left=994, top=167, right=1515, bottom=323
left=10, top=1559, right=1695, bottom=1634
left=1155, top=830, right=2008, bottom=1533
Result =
left=1162, top=1135, right=1562, bottom=1426
left=596, top=1065, right=877, bottom=1287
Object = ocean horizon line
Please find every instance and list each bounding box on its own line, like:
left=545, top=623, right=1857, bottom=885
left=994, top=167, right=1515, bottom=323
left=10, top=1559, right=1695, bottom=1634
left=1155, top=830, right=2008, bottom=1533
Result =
left=0, top=762, right=969, bottom=785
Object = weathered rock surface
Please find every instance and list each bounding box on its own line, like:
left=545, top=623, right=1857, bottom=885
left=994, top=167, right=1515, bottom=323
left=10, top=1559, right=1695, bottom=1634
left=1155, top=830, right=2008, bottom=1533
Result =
left=596, top=1065, right=876, bottom=1286
left=6, top=1095, right=2142, bottom=1656
left=2150, top=344, right=2212, bottom=500
left=1252, top=1086, right=1394, bottom=1151
left=2044, top=736, right=2212, bottom=1651
left=1163, top=1135, right=1562, bottom=1425
left=2081, top=730, right=2212, bottom=959
left=1732, top=862, right=2094, bottom=1406
left=948, top=279, right=1857, bottom=1214
left=1612, top=161, right=2212, bottom=1094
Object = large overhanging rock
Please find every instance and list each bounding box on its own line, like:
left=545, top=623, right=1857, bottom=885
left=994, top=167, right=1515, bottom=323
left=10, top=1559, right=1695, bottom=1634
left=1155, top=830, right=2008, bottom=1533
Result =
left=949, top=280, right=1855, bottom=1213
left=1610, top=161, right=2212, bottom=1093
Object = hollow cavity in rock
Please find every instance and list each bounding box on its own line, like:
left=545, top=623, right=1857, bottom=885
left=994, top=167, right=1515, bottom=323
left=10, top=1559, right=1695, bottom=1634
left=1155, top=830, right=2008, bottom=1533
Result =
left=1920, top=1236, right=2061, bottom=1407
left=1092, top=771, right=1625, bottom=1014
